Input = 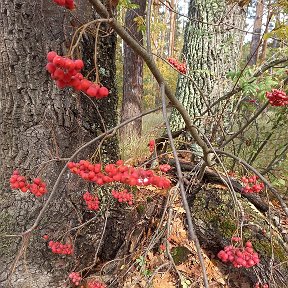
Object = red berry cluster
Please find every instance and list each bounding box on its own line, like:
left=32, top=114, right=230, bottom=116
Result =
left=10, top=170, right=30, bottom=193
left=69, top=272, right=82, bottom=286
left=10, top=171, right=48, bottom=197
left=83, top=191, right=100, bottom=211
left=217, top=240, right=260, bottom=268
left=266, top=89, right=288, bottom=106
left=255, top=282, right=269, bottom=288
left=67, top=160, right=171, bottom=189
left=167, top=57, right=187, bottom=74
left=29, top=178, right=47, bottom=197
left=159, top=164, right=171, bottom=173
left=87, top=281, right=106, bottom=288
left=46, top=51, right=109, bottom=99
left=148, top=139, right=155, bottom=152
left=53, top=0, right=75, bottom=10
left=48, top=241, right=73, bottom=255
left=112, top=189, right=133, bottom=205
left=241, top=175, right=264, bottom=194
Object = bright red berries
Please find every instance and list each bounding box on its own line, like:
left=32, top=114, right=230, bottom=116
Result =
left=149, top=139, right=155, bottom=152
left=241, top=175, right=264, bottom=194
left=83, top=192, right=100, bottom=211
left=266, top=89, right=288, bottom=106
left=69, top=272, right=82, bottom=286
left=159, top=164, right=171, bottom=172
left=53, top=0, right=75, bottom=10
left=46, top=51, right=109, bottom=99
left=67, top=160, right=171, bottom=189
left=255, top=282, right=269, bottom=288
left=10, top=170, right=30, bottom=193
left=10, top=170, right=48, bottom=197
left=217, top=239, right=260, bottom=268
left=112, top=189, right=133, bottom=206
left=98, top=86, right=109, bottom=98
left=48, top=241, right=73, bottom=255
left=87, top=280, right=106, bottom=288
left=167, top=57, right=187, bottom=74
left=29, top=178, right=47, bottom=197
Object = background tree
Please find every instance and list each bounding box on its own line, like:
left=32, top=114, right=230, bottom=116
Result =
left=248, top=0, right=265, bottom=65
left=120, top=0, right=146, bottom=140
left=169, top=0, right=246, bottom=144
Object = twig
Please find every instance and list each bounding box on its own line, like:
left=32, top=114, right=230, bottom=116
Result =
left=88, top=0, right=213, bottom=166
left=159, top=83, right=209, bottom=287
left=213, top=150, right=288, bottom=217
left=18, top=106, right=162, bottom=236
left=220, top=101, right=269, bottom=148
left=200, top=57, right=288, bottom=116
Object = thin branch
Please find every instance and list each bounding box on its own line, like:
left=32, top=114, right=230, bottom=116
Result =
left=220, top=101, right=269, bottom=148
left=88, top=0, right=213, bottom=166
left=200, top=57, right=288, bottom=116
left=19, top=106, right=162, bottom=236
left=159, top=83, right=209, bottom=287
left=213, top=150, right=288, bottom=217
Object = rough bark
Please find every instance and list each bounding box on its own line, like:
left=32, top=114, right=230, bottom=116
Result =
left=248, top=0, right=264, bottom=65
left=0, top=0, right=118, bottom=287
left=169, top=0, right=246, bottom=140
left=120, top=0, right=146, bottom=140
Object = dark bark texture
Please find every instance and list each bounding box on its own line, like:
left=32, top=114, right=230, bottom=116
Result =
left=120, top=0, right=146, bottom=140
left=169, top=0, right=246, bottom=140
left=0, top=0, right=118, bottom=287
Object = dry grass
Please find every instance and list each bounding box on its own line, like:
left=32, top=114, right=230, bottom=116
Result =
left=119, top=111, right=166, bottom=161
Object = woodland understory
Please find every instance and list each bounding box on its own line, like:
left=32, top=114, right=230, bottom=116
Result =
left=0, top=0, right=288, bottom=288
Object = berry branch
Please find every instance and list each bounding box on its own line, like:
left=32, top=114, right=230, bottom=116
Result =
left=213, top=149, right=288, bottom=217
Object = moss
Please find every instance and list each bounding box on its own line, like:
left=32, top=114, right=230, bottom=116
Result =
left=0, top=212, right=19, bottom=256
left=253, top=238, right=287, bottom=262
left=137, top=204, right=145, bottom=215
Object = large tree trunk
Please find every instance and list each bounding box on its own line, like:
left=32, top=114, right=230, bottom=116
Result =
left=120, top=0, right=146, bottom=140
left=248, top=0, right=264, bottom=65
left=0, top=1, right=118, bottom=287
left=169, top=0, right=246, bottom=142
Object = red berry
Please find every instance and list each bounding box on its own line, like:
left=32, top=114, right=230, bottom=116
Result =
left=74, top=59, right=84, bottom=70
left=47, top=51, right=57, bottom=62
left=86, top=85, right=99, bottom=97
left=98, top=86, right=109, bottom=98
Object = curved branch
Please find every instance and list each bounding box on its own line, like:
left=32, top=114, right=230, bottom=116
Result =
left=88, top=0, right=213, bottom=166
left=21, top=106, right=163, bottom=235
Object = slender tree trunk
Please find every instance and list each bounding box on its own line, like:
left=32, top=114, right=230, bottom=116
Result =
left=169, top=0, right=246, bottom=140
left=120, top=0, right=146, bottom=140
left=248, top=0, right=264, bottom=65
left=0, top=1, right=118, bottom=287
left=168, top=0, right=177, bottom=57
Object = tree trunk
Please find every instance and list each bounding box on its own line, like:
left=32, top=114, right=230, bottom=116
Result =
left=169, top=0, right=246, bottom=141
left=248, top=0, right=264, bottom=65
left=168, top=0, right=177, bottom=57
left=120, top=0, right=146, bottom=140
left=0, top=1, right=118, bottom=287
